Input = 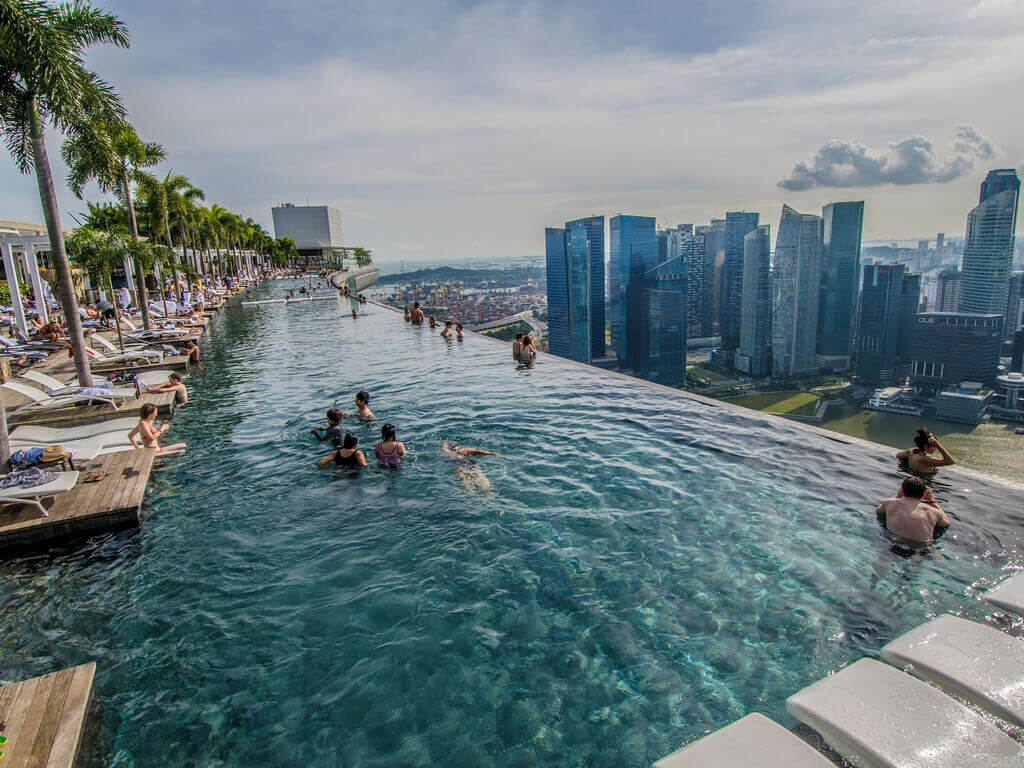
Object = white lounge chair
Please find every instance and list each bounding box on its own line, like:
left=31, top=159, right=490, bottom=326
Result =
left=654, top=713, right=834, bottom=768
left=9, top=436, right=104, bottom=462
left=86, top=336, right=162, bottom=365
left=881, top=614, right=1024, bottom=728
left=20, top=370, right=139, bottom=399
left=2, top=380, right=121, bottom=412
left=786, top=658, right=1023, bottom=768
left=983, top=572, right=1024, bottom=617
left=11, top=417, right=139, bottom=443
left=0, top=470, right=79, bottom=516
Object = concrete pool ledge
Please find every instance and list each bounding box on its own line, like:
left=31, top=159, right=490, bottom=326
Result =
left=369, top=300, right=1024, bottom=494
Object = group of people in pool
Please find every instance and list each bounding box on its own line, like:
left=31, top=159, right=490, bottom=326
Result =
left=311, top=390, right=498, bottom=492
left=876, top=427, right=957, bottom=544
left=403, top=302, right=466, bottom=340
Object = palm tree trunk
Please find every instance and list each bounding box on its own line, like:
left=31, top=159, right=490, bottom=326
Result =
left=29, top=98, right=93, bottom=387
left=108, top=274, right=125, bottom=352
left=0, top=391, right=8, bottom=468
left=122, top=170, right=152, bottom=329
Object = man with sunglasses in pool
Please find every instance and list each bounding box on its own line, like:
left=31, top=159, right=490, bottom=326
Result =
left=876, top=476, right=950, bottom=543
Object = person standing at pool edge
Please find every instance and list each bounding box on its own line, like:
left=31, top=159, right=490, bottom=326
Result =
left=375, top=424, right=406, bottom=467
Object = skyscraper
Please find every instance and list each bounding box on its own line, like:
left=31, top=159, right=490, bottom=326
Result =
left=959, top=169, right=1020, bottom=316
left=567, top=216, right=606, bottom=358
left=693, top=225, right=716, bottom=338
left=736, top=225, right=772, bottom=377
left=896, top=271, right=921, bottom=381
left=855, top=263, right=908, bottom=385
left=936, top=267, right=961, bottom=312
left=721, top=212, right=759, bottom=350
left=1004, top=270, right=1024, bottom=340
left=771, top=205, right=823, bottom=377
left=708, top=219, right=727, bottom=334
left=815, top=201, right=864, bottom=371
left=910, top=312, right=1003, bottom=389
left=609, top=215, right=657, bottom=367
left=637, top=255, right=687, bottom=385
left=545, top=216, right=605, bottom=363
left=668, top=227, right=706, bottom=339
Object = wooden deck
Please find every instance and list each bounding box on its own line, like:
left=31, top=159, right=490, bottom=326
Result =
left=5, top=390, right=174, bottom=428
left=89, top=355, right=188, bottom=375
left=0, top=663, right=96, bottom=768
left=0, top=449, right=156, bottom=552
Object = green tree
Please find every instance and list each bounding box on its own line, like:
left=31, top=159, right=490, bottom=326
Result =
left=352, top=247, right=373, bottom=267
left=0, top=0, right=129, bottom=388
left=65, top=225, right=128, bottom=350
left=62, top=118, right=165, bottom=328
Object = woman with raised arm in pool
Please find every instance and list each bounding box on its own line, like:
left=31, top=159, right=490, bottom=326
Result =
left=318, top=433, right=368, bottom=469
left=896, top=427, right=956, bottom=474
left=374, top=423, right=406, bottom=467
left=128, top=403, right=187, bottom=456
left=519, top=335, right=538, bottom=365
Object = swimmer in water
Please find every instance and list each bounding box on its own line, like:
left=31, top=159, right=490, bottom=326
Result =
left=876, top=476, right=950, bottom=543
left=318, top=432, right=368, bottom=469
left=442, top=440, right=497, bottom=493
left=342, top=390, right=375, bottom=420
left=404, top=308, right=412, bottom=323
left=896, top=427, right=955, bottom=474
left=440, top=320, right=453, bottom=339
left=375, top=423, right=405, bottom=467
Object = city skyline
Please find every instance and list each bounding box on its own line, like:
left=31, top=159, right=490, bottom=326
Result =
left=1, top=0, right=1023, bottom=263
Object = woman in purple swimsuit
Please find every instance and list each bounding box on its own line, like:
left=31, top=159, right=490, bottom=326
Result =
left=374, top=423, right=406, bottom=467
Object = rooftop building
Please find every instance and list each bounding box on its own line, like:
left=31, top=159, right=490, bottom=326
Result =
left=271, top=203, right=344, bottom=263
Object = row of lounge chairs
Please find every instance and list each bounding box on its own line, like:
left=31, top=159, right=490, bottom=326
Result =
left=656, top=573, right=1024, bottom=767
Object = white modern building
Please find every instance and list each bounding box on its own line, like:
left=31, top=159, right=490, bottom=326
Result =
left=271, top=203, right=344, bottom=263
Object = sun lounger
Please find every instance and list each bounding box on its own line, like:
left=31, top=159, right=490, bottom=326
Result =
left=9, top=436, right=103, bottom=462
left=880, top=614, right=1024, bottom=728
left=20, top=370, right=139, bottom=399
left=983, top=572, right=1024, bottom=617
left=0, top=470, right=79, bottom=516
left=786, top=658, right=1023, bottom=768
left=86, top=337, right=162, bottom=365
left=2, top=380, right=121, bottom=412
left=654, top=713, right=834, bottom=768
left=11, top=417, right=139, bottom=443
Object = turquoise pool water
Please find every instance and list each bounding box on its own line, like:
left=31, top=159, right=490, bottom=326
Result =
left=2, top=279, right=1023, bottom=767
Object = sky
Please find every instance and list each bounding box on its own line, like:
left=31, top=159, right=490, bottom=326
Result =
left=2, top=0, right=1023, bottom=263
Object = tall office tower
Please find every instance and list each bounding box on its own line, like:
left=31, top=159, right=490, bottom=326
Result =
left=917, top=239, right=930, bottom=251
left=609, top=215, right=657, bottom=367
left=936, top=267, right=961, bottom=312
left=708, top=219, right=727, bottom=333
left=566, top=216, right=605, bottom=358
left=736, top=225, right=772, bottom=376
left=721, top=212, right=760, bottom=350
left=771, top=205, right=823, bottom=377
left=1004, top=270, right=1024, bottom=340
left=816, top=201, right=864, bottom=371
left=668, top=227, right=706, bottom=339
left=545, top=217, right=606, bottom=363
left=855, top=264, right=908, bottom=384
left=936, top=232, right=945, bottom=255
left=896, top=271, right=922, bottom=381
left=960, top=169, right=1020, bottom=315
left=636, top=255, right=687, bottom=385
left=694, top=225, right=716, bottom=338
left=910, top=312, right=1003, bottom=389
left=1012, top=329, right=1024, bottom=372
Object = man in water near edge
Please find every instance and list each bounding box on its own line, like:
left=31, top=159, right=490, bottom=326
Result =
left=876, top=476, right=950, bottom=543
left=410, top=301, right=425, bottom=325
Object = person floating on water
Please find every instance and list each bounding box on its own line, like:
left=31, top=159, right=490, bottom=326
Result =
left=896, top=427, right=956, bottom=474
left=342, top=391, right=375, bottom=421
left=410, top=302, right=424, bottom=325
left=375, top=424, right=405, bottom=467
left=128, top=403, right=187, bottom=456
left=318, top=433, right=368, bottom=469
left=311, top=408, right=344, bottom=446
left=876, top=476, right=950, bottom=543
left=442, top=440, right=497, bottom=493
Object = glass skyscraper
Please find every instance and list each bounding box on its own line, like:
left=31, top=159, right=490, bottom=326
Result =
left=816, top=201, right=864, bottom=371
left=721, top=212, right=759, bottom=350
left=854, top=263, right=920, bottom=384
left=772, top=205, right=823, bottom=377
left=959, top=169, right=1020, bottom=316
left=609, top=215, right=657, bottom=367
left=545, top=217, right=605, bottom=364
left=639, top=257, right=687, bottom=385
left=736, top=225, right=772, bottom=377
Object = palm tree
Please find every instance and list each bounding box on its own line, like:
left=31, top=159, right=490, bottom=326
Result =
left=65, top=225, right=129, bottom=351
left=0, top=0, right=129, bottom=387
left=62, top=119, right=165, bottom=328
left=353, top=247, right=373, bottom=267
left=161, top=173, right=203, bottom=294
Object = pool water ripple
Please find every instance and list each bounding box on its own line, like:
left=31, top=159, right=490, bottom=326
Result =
left=1, top=279, right=1023, bottom=767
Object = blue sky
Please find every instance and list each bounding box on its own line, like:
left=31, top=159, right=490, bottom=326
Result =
left=2, top=0, right=1022, bottom=262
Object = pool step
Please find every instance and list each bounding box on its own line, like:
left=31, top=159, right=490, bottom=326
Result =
left=984, top=572, right=1024, bottom=616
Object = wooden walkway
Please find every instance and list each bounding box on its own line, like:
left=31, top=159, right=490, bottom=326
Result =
left=5, top=391, right=174, bottom=428
left=0, top=663, right=96, bottom=768
left=0, top=449, right=156, bottom=552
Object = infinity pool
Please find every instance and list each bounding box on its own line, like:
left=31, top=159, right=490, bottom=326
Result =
left=2, top=279, right=1022, bottom=767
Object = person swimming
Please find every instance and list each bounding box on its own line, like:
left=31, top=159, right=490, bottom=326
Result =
left=342, top=391, right=375, bottom=421
left=310, top=408, right=344, bottom=446
left=375, top=424, right=405, bottom=467
left=512, top=332, right=524, bottom=361
left=442, top=440, right=497, bottom=493
left=876, top=476, right=950, bottom=543
left=410, top=302, right=425, bottom=325
left=440, top=321, right=453, bottom=339
left=318, top=433, right=368, bottom=469
left=896, top=427, right=955, bottom=474
left=455, top=323, right=464, bottom=340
